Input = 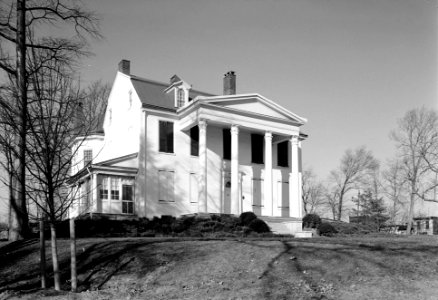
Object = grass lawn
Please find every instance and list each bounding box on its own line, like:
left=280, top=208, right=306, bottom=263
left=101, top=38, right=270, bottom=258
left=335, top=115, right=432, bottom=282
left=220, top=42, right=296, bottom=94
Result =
left=1, top=235, right=438, bottom=299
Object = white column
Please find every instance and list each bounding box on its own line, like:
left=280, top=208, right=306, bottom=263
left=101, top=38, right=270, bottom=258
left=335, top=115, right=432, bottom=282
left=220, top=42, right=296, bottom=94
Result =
left=289, top=135, right=302, bottom=218
left=198, top=120, right=208, bottom=213
left=231, top=125, right=239, bottom=215
left=264, top=132, right=273, bottom=216
left=298, top=140, right=303, bottom=213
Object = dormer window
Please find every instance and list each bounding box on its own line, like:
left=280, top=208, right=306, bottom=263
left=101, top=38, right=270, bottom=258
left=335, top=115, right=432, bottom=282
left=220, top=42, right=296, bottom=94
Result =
left=165, top=75, right=191, bottom=108
left=177, top=89, right=185, bottom=108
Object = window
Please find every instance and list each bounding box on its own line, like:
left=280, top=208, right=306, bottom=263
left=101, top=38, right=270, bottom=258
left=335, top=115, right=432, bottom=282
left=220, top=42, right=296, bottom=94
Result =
left=122, top=184, right=134, bottom=214
left=251, top=134, right=264, bottom=164
left=100, top=177, right=108, bottom=199
left=223, top=129, right=231, bottom=160
left=177, top=89, right=185, bottom=107
left=426, top=220, right=430, bottom=230
left=159, top=170, right=175, bottom=202
left=277, top=141, right=289, bottom=167
left=159, top=121, right=174, bottom=153
left=84, top=149, right=93, bottom=166
left=110, top=177, right=120, bottom=200
left=190, top=126, right=199, bottom=156
left=100, top=176, right=135, bottom=214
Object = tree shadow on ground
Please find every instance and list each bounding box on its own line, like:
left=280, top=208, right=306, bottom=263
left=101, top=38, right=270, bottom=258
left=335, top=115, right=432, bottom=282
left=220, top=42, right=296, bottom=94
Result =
left=0, top=238, right=178, bottom=293
left=240, top=238, right=438, bottom=300
left=0, top=239, right=41, bottom=292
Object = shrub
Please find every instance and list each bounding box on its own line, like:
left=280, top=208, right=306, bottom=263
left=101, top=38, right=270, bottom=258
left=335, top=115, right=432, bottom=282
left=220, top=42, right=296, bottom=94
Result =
left=318, top=222, right=337, bottom=236
left=332, top=222, right=375, bottom=235
left=239, top=212, right=258, bottom=226
left=248, top=219, right=270, bottom=233
left=302, top=214, right=321, bottom=229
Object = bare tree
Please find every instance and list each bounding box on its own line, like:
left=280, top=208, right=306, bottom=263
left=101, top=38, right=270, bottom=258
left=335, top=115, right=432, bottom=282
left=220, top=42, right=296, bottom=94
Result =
left=390, top=107, right=438, bottom=234
left=328, top=146, right=379, bottom=220
left=24, top=58, right=82, bottom=290
left=301, top=168, right=326, bottom=215
left=23, top=51, right=109, bottom=289
left=381, top=159, right=407, bottom=225
left=325, top=190, right=339, bottom=220
left=81, top=80, right=110, bottom=133
left=0, top=0, right=101, bottom=241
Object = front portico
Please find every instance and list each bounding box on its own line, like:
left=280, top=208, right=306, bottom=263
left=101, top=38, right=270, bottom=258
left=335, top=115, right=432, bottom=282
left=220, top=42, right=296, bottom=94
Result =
left=178, top=93, right=306, bottom=219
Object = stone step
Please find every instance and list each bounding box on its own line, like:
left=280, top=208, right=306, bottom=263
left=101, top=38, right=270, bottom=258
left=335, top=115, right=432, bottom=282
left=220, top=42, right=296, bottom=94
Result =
left=259, top=216, right=309, bottom=237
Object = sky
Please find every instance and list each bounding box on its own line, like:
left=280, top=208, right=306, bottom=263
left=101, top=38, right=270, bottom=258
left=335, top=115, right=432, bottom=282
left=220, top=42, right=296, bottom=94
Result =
left=78, top=0, right=437, bottom=180
left=0, top=0, right=437, bottom=222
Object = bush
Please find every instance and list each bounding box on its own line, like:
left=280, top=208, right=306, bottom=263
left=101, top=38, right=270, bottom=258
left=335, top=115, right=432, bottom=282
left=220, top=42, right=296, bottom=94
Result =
left=332, top=222, right=375, bottom=235
left=239, top=212, right=258, bottom=226
left=302, top=214, right=321, bottom=229
left=318, top=222, right=337, bottom=237
left=248, top=219, right=270, bottom=233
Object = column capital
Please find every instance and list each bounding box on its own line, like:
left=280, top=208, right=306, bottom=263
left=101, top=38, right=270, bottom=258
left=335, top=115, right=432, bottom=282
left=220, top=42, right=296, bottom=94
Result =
left=198, top=119, right=207, bottom=129
left=265, top=131, right=273, bottom=139
left=231, top=125, right=239, bottom=134
left=290, top=135, right=299, bottom=145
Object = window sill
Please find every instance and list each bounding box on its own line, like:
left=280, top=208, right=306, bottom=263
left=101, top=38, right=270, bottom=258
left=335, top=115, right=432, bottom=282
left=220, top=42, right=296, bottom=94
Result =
left=158, top=151, right=175, bottom=156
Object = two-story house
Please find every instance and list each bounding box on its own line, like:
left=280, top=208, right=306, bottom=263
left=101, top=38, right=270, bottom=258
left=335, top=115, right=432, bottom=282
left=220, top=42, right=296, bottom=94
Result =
left=70, top=60, right=308, bottom=234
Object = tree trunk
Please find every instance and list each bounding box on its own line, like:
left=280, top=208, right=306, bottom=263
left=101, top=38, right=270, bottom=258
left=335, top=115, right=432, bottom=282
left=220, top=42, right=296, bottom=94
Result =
left=40, top=219, right=46, bottom=288
left=8, top=172, right=20, bottom=241
left=337, top=194, right=344, bottom=221
left=70, top=218, right=77, bottom=292
left=406, top=191, right=416, bottom=235
left=50, top=223, right=61, bottom=290
left=13, top=0, right=30, bottom=240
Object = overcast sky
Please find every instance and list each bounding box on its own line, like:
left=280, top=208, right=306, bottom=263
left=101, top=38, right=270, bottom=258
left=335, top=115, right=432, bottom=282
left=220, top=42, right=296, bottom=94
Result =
left=0, top=0, right=437, bottom=222
left=78, top=0, right=437, bottom=180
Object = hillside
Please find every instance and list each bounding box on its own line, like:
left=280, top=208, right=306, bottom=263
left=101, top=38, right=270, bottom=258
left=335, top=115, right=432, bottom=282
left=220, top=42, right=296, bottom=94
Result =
left=1, top=236, right=438, bottom=299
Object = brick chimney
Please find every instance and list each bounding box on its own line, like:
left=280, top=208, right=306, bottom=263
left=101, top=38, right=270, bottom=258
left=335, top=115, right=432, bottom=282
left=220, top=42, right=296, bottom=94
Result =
left=118, top=59, right=130, bottom=75
left=223, top=71, right=236, bottom=95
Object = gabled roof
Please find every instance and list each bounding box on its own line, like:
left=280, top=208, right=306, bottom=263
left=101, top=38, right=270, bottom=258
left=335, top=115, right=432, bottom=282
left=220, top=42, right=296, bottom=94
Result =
left=95, top=152, right=138, bottom=168
left=130, top=75, right=214, bottom=111
left=68, top=153, right=138, bottom=184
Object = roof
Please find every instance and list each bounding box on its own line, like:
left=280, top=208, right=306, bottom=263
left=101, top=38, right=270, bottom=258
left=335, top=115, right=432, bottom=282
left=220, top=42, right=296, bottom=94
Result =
left=130, top=75, right=215, bottom=111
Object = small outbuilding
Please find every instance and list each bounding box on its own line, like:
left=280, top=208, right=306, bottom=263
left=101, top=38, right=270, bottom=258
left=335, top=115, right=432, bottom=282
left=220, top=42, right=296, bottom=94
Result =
left=412, top=217, right=438, bottom=235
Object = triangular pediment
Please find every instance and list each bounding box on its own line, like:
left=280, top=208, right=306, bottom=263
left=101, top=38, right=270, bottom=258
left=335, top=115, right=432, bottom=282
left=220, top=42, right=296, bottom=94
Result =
left=202, top=94, right=306, bottom=125
left=96, top=153, right=138, bottom=168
